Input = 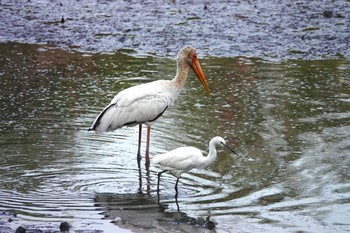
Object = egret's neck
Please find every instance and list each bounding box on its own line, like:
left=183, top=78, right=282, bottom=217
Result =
left=171, top=60, right=190, bottom=93
left=200, top=141, right=218, bottom=168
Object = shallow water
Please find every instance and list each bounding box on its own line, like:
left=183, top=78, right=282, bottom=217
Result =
left=1, top=43, right=350, bottom=232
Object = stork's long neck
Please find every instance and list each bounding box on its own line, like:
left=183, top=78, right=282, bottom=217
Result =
left=200, top=141, right=218, bottom=168
left=171, top=59, right=190, bottom=93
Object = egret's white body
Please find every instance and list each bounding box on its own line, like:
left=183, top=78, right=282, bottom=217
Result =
left=89, top=46, right=210, bottom=164
left=152, top=136, right=236, bottom=196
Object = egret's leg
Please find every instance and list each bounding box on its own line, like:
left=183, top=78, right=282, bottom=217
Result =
left=157, top=170, right=168, bottom=191
left=175, top=177, right=180, bottom=198
left=175, top=195, right=180, bottom=211
left=157, top=170, right=168, bottom=204
left=157, top=172, right=161, bottom=191
left=145, top=125, right=151, bottom=165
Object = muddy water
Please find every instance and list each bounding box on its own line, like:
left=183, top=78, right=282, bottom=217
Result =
left=1, top=42, right=350, bottom=232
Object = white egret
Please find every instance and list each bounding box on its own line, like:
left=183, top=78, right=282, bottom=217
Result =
left=88, top=46, right=210, bottom=164
left=152, top=136, right=237, bottom=197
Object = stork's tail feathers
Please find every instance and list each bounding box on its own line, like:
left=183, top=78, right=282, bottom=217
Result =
left=89, top=103, right=117, bottom=133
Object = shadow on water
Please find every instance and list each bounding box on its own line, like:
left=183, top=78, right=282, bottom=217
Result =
left=1, top=42, right=350, bottom=232
left=94, top=192, right=216, bottom=232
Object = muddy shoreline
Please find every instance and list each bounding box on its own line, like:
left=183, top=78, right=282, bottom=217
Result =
left=1, top=0, right=349, bottom=60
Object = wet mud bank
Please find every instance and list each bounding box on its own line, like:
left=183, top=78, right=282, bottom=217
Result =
left=1, top=0, right=349, bottom=60
left=0, top=211, right=99, bottom=233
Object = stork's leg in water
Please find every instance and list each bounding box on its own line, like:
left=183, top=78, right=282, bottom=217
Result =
left=145, top=125, right=151, bottom=165
left=145, top=125, right=151, bottom=194
left=137, top=124, right=142, bottom=193
left=137, top=124, right=142, bottom=164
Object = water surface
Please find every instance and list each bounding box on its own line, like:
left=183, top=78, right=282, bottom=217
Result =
left=0, top=43, right=350, bottom=232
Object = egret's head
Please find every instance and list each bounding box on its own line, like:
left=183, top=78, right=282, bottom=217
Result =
left=213, top=136, right=237, bottom=155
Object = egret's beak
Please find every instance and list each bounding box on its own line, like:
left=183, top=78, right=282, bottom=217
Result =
left=191, top=55, right=210, bottom=97
left=225, top=144, right=238, bottom=155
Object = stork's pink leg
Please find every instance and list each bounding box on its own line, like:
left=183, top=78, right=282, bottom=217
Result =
left=145, top=125, right=151, bottom=164
left=137, top=124, right=142, bottom=163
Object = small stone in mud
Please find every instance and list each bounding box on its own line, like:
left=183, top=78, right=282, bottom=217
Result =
left=59, top=221, right=70, bottom=232
left=196, top=217, right=205, bottom=226
left=323, top=10, right=333, bottom=18
left=203, top=214, right=215, bottom=230
left=204, top=220, right=216, bottom=230
left=15, top=226, right=26, bottom=233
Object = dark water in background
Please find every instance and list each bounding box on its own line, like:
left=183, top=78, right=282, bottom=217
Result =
left=0, top=43, right=350, bottom=232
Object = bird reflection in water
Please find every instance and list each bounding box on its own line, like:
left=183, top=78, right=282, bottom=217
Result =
left=94, top=192, right=216, bottom=231
left=158, top=198, right=216, bottom=230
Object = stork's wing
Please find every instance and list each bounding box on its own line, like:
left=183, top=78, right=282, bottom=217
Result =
left=90, top=80, right=176, bottom=133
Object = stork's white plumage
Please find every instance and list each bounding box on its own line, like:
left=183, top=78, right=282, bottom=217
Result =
left=152, top=136, right=237, bottom=197
left=89, top=46, right=210, bottom=164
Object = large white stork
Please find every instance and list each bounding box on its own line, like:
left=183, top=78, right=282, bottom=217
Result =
left=88, top=45, right=210, bottom=164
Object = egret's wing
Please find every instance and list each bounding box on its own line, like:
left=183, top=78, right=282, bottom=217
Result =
left=152, top=146, right=202, bottom=171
